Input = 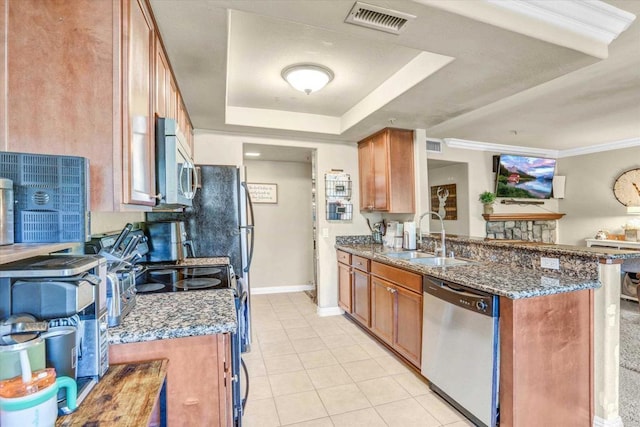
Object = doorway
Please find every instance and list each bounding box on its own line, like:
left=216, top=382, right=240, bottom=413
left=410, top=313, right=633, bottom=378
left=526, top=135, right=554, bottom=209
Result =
left=243, top=143, right=317, bottom=299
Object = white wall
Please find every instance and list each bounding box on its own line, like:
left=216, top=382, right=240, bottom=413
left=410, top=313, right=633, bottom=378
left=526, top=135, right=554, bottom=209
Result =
left=427, top=162, right=470, bottom=235
left=244, top=159, right=313, bottom=289
left=194, top=131, right=369, bottom=311
left=91, top=212, right=144, bottom=235
left=557, top=145, right=640, bottom=245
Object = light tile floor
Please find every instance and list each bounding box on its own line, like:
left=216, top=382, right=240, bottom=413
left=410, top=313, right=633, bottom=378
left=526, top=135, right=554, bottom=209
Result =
left=242, top=292, right=473, bottom=427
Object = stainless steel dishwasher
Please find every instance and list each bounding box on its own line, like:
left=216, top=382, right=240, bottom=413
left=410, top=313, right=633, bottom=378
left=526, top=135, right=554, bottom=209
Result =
left=421, top=277, right=499, bottom=427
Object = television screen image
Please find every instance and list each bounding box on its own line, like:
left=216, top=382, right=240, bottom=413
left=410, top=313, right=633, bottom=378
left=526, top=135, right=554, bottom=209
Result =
left=495, top=155, right=556, bottom=199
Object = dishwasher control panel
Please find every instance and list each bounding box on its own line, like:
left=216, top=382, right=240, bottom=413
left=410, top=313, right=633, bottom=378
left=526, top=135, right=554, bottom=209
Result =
left=423, top=277, right=498, bottom=317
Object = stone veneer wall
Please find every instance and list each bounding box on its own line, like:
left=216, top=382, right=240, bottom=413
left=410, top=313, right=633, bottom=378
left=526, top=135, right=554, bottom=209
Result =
left=485, top=220, right=557, bottom=243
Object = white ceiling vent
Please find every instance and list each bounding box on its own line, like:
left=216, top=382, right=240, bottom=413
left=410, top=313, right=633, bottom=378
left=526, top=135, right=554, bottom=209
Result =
left=345, top=2, right=416, bottom=35
left=426, top=139, right=443, bottom=153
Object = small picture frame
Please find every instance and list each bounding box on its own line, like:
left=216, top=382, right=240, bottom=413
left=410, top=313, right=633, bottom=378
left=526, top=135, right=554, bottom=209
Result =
left=247, top=183, right=278, bottom=204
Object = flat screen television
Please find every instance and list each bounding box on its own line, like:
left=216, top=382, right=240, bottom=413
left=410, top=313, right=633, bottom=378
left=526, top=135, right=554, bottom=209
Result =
left=495, top=154, right=557, bottom=199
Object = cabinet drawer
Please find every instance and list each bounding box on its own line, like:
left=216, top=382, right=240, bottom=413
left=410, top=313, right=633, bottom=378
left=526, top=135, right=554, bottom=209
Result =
left=351, top=255, right=370, bottom=272
left=337, top=250, right=351, bottom=264
left=371, top=261, right=421, bottom=294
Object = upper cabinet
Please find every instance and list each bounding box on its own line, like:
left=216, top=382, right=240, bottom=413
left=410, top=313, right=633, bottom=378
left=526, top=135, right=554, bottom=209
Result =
left=122, top=0, right=156, bottom=206
left=2, top=0, right=193, bottom=211
left=358, top=128, right=415, bottom=213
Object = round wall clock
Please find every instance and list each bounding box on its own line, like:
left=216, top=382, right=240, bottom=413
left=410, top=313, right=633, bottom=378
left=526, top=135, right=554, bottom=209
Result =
left=613, top=168, right=640, bottom=206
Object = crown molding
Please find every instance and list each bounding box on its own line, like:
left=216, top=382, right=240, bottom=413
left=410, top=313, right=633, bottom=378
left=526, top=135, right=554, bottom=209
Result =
left=556, top=137, right=640, bottom=158
left=442, top=137, right=640, bottom=159
left=489, top=0, right=636, bottom=45
left=415, top=0, right=636, bottom=58
left=444, top=138, right=559, bottom=157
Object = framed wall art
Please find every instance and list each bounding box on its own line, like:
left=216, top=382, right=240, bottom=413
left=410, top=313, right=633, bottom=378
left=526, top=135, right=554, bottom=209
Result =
left=247, top=183, right=278, bottom=204
left=430, top=184, right=457, bottom=220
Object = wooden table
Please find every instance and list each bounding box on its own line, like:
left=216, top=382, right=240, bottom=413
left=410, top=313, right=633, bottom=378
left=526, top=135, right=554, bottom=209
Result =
left=56, top=359, right=168, bottom=427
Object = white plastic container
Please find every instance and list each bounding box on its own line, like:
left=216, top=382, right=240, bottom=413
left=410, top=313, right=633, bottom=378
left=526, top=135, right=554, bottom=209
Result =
left=403, top=221, right=416, bottom=250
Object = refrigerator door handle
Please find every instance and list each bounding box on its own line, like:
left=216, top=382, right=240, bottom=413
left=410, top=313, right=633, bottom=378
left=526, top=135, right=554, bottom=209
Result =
left=241, top=182, right=255, bottom=273
left=240, top=225, right=254, bottom=273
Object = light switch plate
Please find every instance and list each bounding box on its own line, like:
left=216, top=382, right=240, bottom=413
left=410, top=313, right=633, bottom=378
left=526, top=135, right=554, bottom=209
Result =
left=322, top=228, right=329, bottom=238
left=540, top=257, right=560, bottom=269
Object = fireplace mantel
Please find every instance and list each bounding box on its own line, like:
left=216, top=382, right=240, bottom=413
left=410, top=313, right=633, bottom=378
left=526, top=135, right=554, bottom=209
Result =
left=482, top=213, right=566, bottom=221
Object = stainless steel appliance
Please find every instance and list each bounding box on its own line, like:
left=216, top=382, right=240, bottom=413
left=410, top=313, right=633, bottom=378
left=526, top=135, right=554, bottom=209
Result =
left=0, top=255, right=109, bottom=409
left=421, top=277, right=499, bottom=427
left=154, top=117, right=197, bottom=208
left=0, top=178, right=14, bottom=246
left=145, top=221, right=194, bottom=262
left=85, top=227, right=148, bottom=327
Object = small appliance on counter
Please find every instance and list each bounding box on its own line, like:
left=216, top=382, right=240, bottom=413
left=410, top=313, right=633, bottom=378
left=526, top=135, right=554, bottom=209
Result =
left=144, top=221, right=195, bottom=263
left=0, top=151, right=90, bottom=243
left=0, top=255, right=109, bottom=413
left=403, top=221, right=417, bottom=250
left=85, top=225, right=149, bottom=327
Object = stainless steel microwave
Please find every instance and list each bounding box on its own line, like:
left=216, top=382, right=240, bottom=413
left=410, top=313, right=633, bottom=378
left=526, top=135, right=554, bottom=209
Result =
left=154, top=118, right=198, bottom=208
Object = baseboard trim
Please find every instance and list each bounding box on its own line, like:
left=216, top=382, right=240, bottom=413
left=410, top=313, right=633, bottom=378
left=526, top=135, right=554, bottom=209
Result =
left=316, top=306, right=345, bottom=317
left=251, top=284, right=315, bottom=295
left=593, top=415, right=624, bottom=427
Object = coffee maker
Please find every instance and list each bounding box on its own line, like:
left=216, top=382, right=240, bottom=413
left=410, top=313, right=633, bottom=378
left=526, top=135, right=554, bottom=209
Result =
left=0, top=255, right=109, bottom=407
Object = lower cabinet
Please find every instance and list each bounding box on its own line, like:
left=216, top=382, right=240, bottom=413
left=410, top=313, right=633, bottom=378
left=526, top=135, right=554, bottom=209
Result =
left=336, top=251, right=422, bottom=369
left=370, top=273, right=422, bottom=368
left=337, top=251, right=352, bottom=312
left=352, top=268, right=370, bottom=326
left=109, top=334, right=232, bottom=427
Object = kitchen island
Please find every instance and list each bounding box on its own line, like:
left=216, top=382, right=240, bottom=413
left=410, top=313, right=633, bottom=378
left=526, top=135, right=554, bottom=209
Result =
left=336, top=236, right=639, bottom=427
left=108, top=288, right=238, bottom=427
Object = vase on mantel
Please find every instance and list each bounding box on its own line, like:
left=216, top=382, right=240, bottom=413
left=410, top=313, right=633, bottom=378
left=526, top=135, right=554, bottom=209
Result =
left=483, top=203, right=494, bottom=215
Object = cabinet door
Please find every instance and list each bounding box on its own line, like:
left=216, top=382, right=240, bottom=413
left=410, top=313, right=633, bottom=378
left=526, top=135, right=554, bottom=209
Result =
left=110, top=335, right=229, bottom=427
left=123, top=0, right=156, bottom=206
left=370, top=276, right=394, bottom=346
left=338, top=262, right=352, bottom=313
left=352, top=269, right=370, bottom=327
left=394, top=286, right=422, bottom=368
left=371, top=132, right=389, bottom=210
left=358, top=141, right=374, bottom=210
left=154, top=35, right=169, bottom=118
left=168, top=75, right=178, bottom=120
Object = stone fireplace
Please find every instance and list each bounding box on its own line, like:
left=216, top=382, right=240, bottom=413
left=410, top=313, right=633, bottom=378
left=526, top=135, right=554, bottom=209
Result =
left=482, top=213, right=565, bottom=244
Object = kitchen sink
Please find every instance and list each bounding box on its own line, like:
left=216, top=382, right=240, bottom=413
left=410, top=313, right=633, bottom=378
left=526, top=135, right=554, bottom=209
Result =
left=383, top=251, right=434, bottom=259
left=409, top=257, right=473, bottom=267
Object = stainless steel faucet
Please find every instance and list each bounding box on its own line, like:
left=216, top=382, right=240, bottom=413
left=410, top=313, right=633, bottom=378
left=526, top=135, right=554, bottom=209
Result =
left=418, top=211, right=446, bottom=257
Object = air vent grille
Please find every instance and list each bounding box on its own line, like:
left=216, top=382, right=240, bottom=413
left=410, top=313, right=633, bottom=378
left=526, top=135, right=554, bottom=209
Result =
left=426, top=139, right=443, bottom=153
left=345, top=2, right=415, bottom=35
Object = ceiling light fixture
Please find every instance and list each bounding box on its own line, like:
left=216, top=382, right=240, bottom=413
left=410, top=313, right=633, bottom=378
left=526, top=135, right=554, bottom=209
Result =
left=245, top=152, right=261, bottom=157
left=282, top=64, right=334, bottom=95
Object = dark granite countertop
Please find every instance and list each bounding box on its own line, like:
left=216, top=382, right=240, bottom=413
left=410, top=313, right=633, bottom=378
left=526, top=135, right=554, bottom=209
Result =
left=336, top=243, right=602, bottom=299
left=107, top=288, right=237, bottom=345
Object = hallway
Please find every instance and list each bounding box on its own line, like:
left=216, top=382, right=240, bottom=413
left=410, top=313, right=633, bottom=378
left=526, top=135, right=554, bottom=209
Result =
left=242, top=292, right=472, bottom=426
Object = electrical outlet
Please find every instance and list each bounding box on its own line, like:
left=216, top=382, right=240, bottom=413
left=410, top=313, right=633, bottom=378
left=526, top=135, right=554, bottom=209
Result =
left=540, top=257, right=560, bottom=270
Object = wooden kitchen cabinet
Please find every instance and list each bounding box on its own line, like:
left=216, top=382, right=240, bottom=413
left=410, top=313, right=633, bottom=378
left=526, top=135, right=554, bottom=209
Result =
left=122, top=0, right=156, bottom=206
left=337, top=250, right=352, bottom=312
left=358, top=128, right=415, bottom=213
left=3, top=0, right=193, bottom=211
left=370, top=261, right=422, bottom=368
left=351, top=255, right=370, bottom=327
left=154, top=35, right=170, bottom=119
left=110, top=334, right=233, bottom=427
